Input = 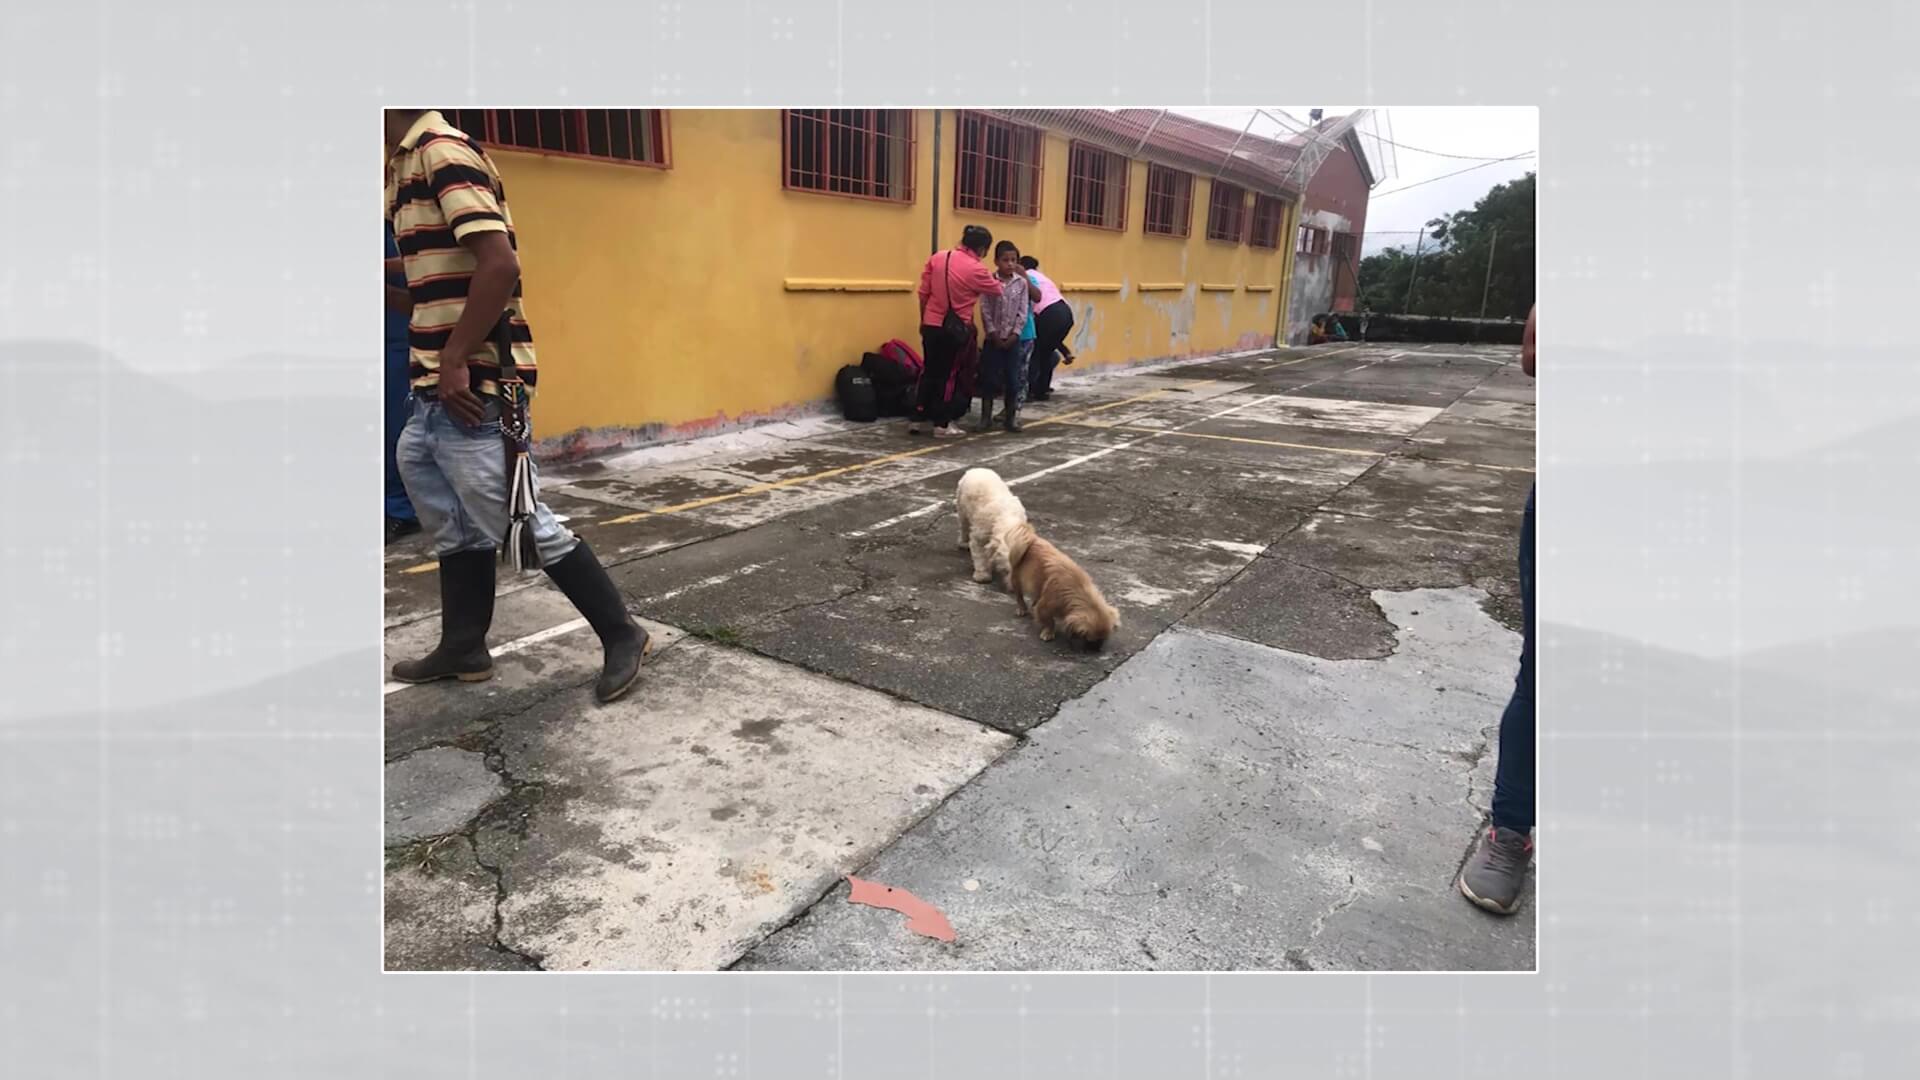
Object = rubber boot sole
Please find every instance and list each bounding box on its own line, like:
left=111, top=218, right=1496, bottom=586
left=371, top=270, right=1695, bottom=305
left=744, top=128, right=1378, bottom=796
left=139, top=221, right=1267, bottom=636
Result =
left=390, top=664, right=495, bottom=685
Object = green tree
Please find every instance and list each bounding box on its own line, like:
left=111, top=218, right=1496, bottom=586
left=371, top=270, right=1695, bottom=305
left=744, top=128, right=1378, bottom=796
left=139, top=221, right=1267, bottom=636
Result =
left=1357, top=172, right=1534, bottom=319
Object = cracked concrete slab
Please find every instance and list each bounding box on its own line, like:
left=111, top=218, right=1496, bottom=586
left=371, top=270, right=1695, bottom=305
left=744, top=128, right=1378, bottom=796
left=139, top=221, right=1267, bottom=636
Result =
left=383, top=836, right=536, bottom=971
left=1402, top=421, right=1536, bottom=471
left=463, top=640, right=1012, bottom=971
left=1187, top=556, right=1398, bottom=660
left=1434, top=396, right=1535, bottom=430
left=1208, top=394, right=1445, bottom=437
left=739, top=588, right=1533, bottom=972
left=1324, top=456, right=1536, bottom=536
left=1267, top=511, right=1525, bottom=631
left=1459, top=374, right=1536, bottom=405
left=385, top=746, right=507, bottom=845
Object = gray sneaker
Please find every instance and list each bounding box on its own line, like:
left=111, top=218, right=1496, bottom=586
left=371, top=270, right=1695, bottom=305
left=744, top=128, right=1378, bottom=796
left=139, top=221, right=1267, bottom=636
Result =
left=1457, top=826, right=1532, bottom=915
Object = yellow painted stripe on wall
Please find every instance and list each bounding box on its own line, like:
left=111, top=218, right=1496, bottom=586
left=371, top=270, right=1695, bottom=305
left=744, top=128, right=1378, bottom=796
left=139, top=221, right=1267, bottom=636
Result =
left=1199, top=283, right=1237, bottom=292
left=783, top=278, right=916, bottom=292
left=1137, top=282, right=1185, bottom=292
left=1060, top=282, right=1124, bottom=293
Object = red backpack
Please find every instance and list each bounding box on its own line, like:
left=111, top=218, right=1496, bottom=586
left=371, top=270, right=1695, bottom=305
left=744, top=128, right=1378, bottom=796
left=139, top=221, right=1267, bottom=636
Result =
left=877, top=338, right=923, bottom=377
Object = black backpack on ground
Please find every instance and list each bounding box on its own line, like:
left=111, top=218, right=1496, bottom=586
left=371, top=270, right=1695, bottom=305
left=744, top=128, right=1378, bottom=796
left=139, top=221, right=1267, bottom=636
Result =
left=861, top=351, right=914, bottom=417
left=835, top=364, right=878, bottom=422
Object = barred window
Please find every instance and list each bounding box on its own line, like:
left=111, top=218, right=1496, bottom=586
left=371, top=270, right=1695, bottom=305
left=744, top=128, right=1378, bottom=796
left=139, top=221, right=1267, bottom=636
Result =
left=1065, top=142, right=1128, bottom=230
left=1248, top=193, right=1284, bottom=249
left=783, top=109, right=915, bottom=202
left=953, top=111, right=1043, bottom=219
left=1143, top=164, right=1193, bottom=238
left=1206, top=180, right=1248, bottom=243
left=440, top=109, right=669, bottom=167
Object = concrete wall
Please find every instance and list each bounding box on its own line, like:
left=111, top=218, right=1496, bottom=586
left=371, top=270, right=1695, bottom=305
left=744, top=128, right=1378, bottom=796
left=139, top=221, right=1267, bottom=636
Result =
left=489, top=109, right=1297, bottom=456
left=1284, top=136, right=1373, bottom=344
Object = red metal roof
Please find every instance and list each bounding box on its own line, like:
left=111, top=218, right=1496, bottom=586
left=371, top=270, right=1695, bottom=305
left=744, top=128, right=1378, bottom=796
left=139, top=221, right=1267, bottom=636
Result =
left=980, top=109, right=1306, bottom=197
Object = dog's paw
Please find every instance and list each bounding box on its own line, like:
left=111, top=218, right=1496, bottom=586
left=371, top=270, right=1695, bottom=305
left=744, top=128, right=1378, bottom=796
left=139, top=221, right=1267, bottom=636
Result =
left=972, top=570, right=993, bottom=583
left=1039, top=628, right=1056, bottom=642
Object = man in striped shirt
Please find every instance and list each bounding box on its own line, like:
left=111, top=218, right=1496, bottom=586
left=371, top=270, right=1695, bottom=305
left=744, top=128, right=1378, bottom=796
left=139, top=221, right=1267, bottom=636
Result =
left=384, top=109, right=649, bottom=704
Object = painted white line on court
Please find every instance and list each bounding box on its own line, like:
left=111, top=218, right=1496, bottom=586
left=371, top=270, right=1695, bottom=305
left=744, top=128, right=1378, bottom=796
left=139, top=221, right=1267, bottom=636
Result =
left=1204, top=539, right=1268, bottom=557
left=649, top=562, right=769, bottom=603
left=1005, top=442, right=1143, bottom=486
left=845, top=502, right=945, bottom=538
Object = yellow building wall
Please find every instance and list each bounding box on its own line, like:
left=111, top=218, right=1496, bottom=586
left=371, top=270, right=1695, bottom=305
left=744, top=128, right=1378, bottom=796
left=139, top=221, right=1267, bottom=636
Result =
left=488, top=109, right=1294, bottom=451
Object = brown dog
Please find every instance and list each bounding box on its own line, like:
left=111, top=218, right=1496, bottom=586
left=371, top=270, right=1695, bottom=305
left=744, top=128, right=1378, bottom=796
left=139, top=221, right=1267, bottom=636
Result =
left=1001, top=523, right=1121, bottom=649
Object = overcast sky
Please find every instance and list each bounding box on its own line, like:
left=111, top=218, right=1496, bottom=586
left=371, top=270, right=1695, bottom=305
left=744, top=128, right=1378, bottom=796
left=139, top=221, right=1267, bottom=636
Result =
left=1170, top=106, right=1538, bottom=256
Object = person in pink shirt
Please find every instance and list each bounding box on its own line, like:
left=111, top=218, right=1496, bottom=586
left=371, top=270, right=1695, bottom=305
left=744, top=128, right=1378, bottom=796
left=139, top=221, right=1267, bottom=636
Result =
left=1021, top=255, right=1077, bottom=401
left=914, top=225, right=1002, bottom=438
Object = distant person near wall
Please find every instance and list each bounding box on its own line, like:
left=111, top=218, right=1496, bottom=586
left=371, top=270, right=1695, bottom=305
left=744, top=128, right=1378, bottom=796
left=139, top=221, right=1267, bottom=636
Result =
left=1456, top=303, right=1537, bottom=916
left=1020, top=255, right=1076, bottom=401
left=914, top=225, right=1001, bottom=439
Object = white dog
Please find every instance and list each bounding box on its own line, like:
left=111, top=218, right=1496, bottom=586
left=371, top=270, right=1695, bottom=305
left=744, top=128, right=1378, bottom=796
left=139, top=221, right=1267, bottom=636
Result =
left=955, top=467, right=1028, bottom=585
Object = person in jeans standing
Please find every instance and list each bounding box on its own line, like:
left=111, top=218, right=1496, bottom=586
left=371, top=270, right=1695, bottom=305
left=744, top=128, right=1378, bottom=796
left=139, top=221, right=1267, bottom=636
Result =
left=1457, top=304, right=1538, bottom=914
left=384, top=222, right=422, bottom=544
left=976, top=241, right=1039, bottom=432
left=1020, top=255, right=1076, bottom=401
left=913, top=225, right=1001, bottom=438
left=384, top=109, right=648, bottom=704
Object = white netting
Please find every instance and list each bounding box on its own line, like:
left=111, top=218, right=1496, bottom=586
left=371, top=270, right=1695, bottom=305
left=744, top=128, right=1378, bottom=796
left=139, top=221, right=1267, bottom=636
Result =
left=976, top=108, right=1393, bottom=197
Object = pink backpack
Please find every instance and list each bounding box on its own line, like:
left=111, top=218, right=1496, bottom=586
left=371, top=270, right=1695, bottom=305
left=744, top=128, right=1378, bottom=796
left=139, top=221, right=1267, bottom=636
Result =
left=878, top=338, right=924, bottom=377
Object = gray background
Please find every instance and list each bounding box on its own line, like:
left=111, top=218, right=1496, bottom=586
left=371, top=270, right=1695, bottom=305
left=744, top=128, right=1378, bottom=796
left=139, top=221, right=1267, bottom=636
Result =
left=3, top=0, right=1915, bottom=1075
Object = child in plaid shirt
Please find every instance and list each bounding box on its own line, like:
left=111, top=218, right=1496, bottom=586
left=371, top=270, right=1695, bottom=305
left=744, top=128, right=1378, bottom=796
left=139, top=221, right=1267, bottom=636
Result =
left=976, top=241, right=1041, bottom=432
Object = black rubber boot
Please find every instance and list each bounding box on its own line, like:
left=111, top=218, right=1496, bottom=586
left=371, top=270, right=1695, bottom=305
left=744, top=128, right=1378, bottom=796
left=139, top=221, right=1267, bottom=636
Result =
left=1002, top=387, right=1022, bottom=432
left=391, top=549, right=496, bottom=684
left=544, top=540, right=650, bottom=704
left=976, top=396, right=995, bottom=432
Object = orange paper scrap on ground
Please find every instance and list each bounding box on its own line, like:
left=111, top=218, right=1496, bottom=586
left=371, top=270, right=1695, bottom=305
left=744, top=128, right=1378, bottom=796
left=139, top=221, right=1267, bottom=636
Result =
left=845, top=875, right=956, bottom=943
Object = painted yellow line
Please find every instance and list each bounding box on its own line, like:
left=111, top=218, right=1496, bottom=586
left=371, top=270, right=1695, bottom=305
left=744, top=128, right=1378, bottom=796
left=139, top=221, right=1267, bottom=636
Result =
left=1067, top=422, right=1384, bottom=457
left=398, top=381, right=1212, bottom=574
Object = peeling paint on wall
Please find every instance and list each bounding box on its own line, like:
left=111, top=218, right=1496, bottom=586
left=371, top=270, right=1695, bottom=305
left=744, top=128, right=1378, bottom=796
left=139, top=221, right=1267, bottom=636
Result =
left=1141, top=285, right=1198, bottom=355
left=1287, top=257, right=1336, bottom=344
left=1072, top=301, right=1102, bottom=355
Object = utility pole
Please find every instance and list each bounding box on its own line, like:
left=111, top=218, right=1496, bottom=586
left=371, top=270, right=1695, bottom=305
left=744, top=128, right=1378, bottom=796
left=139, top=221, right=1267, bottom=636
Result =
left=1402, top=226, right=1425, bottom=313
left=1478, top=225, right=1500, bottom=319
left=929, top=111, right=943, bottom=254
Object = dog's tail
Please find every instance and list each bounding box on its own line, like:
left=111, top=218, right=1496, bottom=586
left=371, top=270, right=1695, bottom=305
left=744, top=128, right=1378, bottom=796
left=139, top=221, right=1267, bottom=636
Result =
left=998, top=521, right=1038, bottom=571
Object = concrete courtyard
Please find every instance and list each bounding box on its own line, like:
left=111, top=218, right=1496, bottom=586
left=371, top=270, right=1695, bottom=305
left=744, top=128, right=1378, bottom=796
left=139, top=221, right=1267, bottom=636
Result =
left=382, top=342, right=1537, bottom=972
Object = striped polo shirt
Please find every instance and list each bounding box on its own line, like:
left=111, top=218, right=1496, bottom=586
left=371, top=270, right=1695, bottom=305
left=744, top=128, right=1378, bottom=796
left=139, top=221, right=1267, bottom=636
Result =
left=385, top=111, right=536, bottom=396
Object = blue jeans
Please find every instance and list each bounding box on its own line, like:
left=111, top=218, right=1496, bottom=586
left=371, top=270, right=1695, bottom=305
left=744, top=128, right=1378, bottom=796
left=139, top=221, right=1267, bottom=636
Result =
left=396, top=396, right=579, bottom=565
left=1489, top=485, right=1536, bottom=834
left=385, top=345, right=418, bottom=522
